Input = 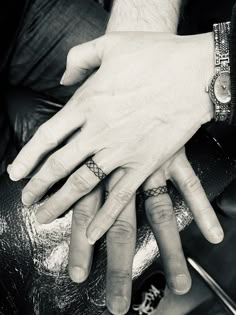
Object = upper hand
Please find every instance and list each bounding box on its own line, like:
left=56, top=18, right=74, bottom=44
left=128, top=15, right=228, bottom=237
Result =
left=9, top=31, right=215, bottom=240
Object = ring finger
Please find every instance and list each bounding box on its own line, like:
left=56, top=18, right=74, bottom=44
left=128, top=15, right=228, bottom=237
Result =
left=21, top=131, right=99, bottom=206
left=143, top=170, right=191, bottom=295
left=35, top=151, right=118, bottom=224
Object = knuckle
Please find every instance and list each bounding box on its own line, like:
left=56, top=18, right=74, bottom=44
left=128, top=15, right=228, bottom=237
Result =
left=39, top=207, right=54, bottom=222
left=37, top=124, right=58, bottom=147
left=113, top=189, right=133, bottom=208
left=107, top=219, right=135, bottom=243
left=146, top=199, right=174, bottom=225
left=198, top=206, right=214, bottom=216
left=68, top=173, right=92, bottom=194
left=182, top=176, right=201, bottom=192
left=108, top=269, right=131, bottom=284
left=47, top=156, right=67, bottom=177
left=73, top=207, right=93, bottom=229
left=25, top=177, right=46, bottom=191
left=166, top=253, right=185, bottom=268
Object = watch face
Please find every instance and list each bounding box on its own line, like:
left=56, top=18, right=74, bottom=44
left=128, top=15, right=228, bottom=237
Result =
left=214, top=72, right=231, bottom=104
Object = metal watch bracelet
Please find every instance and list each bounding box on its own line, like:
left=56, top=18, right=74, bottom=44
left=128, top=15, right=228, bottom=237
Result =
left=209, top=22, right=231, bottom=122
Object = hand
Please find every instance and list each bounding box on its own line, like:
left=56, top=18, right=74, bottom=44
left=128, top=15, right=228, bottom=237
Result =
left=9, top=31, right=216, bottom=243
left=67, top=147, right=223, bottom=315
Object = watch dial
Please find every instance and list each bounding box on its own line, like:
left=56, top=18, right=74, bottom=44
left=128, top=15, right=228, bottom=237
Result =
left=214, top=72, right=231, bottom=104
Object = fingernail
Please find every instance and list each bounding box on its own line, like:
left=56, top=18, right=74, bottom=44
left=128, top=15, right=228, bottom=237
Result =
left=69, top=266, right=86, bottom=283
left=88, top=228, right=101, bottom=245
left=7, top=164, right=12, bottom=174
left=210, top=226, right=224, bottom=244
left=22, top=191, right=36, bottom=206
left=9, top=162, right=28, bottom=181
left=60, top=72, right=66, bottom=85
left=172, top=274, right=191, bottom=295
left=107, top=296, right=129, bottom=315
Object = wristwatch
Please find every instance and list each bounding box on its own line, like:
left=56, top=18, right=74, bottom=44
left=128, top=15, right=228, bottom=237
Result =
left=208, top=22, right=231, bottom=122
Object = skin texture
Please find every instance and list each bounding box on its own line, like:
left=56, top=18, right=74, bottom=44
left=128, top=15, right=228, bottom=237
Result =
left=8, top=30, right=224, bottom=314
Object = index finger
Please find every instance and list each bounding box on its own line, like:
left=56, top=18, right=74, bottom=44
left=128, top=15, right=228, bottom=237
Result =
left=9, top=99, right=86, bottom=181
left=68, top=184, right=104, bottom=283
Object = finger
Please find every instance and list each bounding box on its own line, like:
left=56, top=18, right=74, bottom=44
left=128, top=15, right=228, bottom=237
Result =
left=9, top=101, right=86, bottom=181
left=87, top=169, right=140, bottom=245
left=21, top=132, right=97, bottom=206
left=35, top=151, right=116, bottom=224
left=61, top=36, right=105, bottom=86
left=171, top=152, right=224, bottom=244
left=143, top=171, right=191, bottom=295
left=106, top=171, right=136, bottom=315
left=68, top=184, right=104, bottom=283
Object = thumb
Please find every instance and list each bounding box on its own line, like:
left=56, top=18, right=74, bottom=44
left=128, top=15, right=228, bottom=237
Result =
left=61, top=36, right=105, bottom=86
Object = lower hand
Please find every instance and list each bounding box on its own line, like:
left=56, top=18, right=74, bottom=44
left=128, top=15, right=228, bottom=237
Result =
left=68, top=148, right=223, bottom=315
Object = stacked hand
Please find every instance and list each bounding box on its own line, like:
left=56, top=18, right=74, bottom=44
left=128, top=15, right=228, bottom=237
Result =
left=9, top=32, right=224, bottom=314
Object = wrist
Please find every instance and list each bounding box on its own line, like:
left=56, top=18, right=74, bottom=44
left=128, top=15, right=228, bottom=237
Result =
left=193, top=32, right=215, bottom=123
left=178, top=32, right=215, bottom=124
left=203, top=31, right=215, bottom=122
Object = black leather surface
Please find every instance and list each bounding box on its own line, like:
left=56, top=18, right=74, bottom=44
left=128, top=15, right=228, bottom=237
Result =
left=0, top=0, right=30, bottom=76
